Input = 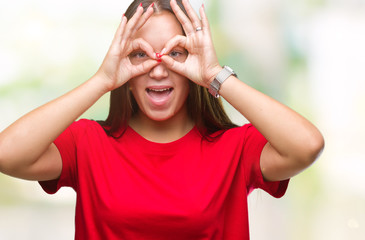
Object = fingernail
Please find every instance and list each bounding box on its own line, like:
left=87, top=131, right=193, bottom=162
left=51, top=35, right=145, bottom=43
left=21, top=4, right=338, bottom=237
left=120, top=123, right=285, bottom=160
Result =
left=151, top=2, right=155, bottom=7
left=157, top=59, right=162, bottom=63
left=139, top=3, right=143, bottom=7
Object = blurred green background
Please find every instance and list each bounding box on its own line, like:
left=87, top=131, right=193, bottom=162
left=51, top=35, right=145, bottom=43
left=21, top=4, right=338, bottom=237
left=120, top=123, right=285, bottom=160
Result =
left=1, top=0, right=365, bottom=239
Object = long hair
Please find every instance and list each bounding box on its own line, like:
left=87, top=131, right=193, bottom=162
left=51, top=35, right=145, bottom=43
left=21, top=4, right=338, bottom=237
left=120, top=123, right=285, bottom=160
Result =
left=98, top=0, right=237, bottom=137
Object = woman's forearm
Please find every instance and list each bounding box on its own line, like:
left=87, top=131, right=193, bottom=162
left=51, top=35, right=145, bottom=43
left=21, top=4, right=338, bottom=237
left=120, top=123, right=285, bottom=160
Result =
left=0, top=75, right=108, bottom=174
left=219, top=75, right=324, bottom=179
left=0, top=5, right=157, bottom=178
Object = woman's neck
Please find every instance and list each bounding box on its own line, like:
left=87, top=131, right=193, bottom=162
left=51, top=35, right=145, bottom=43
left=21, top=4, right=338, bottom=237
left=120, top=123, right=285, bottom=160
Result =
left=129, top=109, right=194, bottom=143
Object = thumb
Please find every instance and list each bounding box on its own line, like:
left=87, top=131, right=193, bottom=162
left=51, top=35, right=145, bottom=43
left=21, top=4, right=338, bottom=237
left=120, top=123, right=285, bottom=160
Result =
left=160, top=55, right=186, bottom=76
left=132, top=59, right=160, bottom=77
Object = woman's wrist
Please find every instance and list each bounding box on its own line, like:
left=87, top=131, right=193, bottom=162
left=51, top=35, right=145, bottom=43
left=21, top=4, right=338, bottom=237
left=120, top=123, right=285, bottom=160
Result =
left=89, top=73, right=115, bottom=96
left=206, top=65, right=223, bottom=87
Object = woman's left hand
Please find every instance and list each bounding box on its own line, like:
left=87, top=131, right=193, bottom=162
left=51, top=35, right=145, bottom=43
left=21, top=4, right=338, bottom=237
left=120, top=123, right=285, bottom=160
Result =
left=161, top=0, right=222, bottom=88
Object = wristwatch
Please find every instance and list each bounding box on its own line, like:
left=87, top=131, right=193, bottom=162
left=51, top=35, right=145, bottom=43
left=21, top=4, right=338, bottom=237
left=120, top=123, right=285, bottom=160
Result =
left=208, top=65, right=237, bottom=98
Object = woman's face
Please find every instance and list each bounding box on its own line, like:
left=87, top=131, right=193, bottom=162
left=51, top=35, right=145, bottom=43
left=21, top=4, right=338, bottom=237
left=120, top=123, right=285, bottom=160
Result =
left=129, top=11, right=190, bottom=123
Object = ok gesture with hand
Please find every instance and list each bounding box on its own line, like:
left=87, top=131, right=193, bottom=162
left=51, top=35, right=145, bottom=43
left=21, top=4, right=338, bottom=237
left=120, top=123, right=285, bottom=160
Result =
left=95, top=3, right=159, bottom=92
left=161, top=0, right=222, bottom=88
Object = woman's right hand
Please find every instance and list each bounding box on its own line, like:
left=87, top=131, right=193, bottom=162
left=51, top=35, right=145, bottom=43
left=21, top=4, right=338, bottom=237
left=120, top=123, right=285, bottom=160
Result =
left=95, top=3, right=159, bottom=92
left=0, top=4, right=160, bottom=181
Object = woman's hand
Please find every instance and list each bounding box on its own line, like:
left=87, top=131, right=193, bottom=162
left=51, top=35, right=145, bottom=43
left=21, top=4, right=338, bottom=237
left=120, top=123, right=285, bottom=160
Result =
left=161, top=0, right=222, bottom=88
left=95, top=3, right=159, bottom=92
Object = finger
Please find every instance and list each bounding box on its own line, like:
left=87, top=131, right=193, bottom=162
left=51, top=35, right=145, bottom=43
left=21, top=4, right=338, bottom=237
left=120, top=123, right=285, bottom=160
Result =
left=130, top=3, right=155, bottom=36
left=130, top=38, right=156, bottom=60
left=122, top=4, right=144, bottom=41
left=182, top=0, right=202, bottom=30
left=133, top=59, right=160, bottom=76
left=170, top=0, right=194, bottom=35
left=160, top=54, right=185, bottom=76
left=199, top=4, right=210, bottom=32
left=162, top=35, right=187, bottom=56
left=111, top=15, right=128, bottom=45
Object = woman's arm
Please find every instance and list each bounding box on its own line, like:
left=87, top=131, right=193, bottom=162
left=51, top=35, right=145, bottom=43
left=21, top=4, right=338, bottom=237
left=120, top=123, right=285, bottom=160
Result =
left=219, top=74, right=324, bottom=181
left=0, top=4, right=157, bottom=181
left=0, top=76, right=109, bottom=181
left=164, top=0, right=324, bottom=182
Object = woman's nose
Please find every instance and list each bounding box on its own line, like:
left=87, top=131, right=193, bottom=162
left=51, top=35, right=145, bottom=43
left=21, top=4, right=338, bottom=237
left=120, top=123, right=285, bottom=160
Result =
left=149, top=63, right=168, bottom=80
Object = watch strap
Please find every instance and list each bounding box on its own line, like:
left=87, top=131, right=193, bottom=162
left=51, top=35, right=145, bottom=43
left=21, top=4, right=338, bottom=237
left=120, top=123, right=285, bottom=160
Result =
left=209, top=66, right=237, bottom=98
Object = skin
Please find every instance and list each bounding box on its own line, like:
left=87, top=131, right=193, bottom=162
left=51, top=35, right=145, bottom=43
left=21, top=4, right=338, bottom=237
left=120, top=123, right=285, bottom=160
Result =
left=128, top=12, right=194, bottom=143
left=0, top=3, right=158, bottom=181
left=163, top=0, right=324, bottom=181
left=0, top=0, right=324, bottom=184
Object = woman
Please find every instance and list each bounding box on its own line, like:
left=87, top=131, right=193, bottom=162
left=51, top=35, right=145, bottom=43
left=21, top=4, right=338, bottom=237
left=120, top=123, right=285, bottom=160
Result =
left=0, top=0, right=324, bottom=239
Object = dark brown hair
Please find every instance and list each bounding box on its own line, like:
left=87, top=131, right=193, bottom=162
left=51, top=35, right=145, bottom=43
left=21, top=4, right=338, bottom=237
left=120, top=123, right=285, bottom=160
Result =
left=98, top=0, right=237, bottom=137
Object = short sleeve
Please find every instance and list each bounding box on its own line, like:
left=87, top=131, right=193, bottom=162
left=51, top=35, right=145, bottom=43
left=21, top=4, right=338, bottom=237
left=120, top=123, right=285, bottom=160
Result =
left=38, top=121, right=80, bottom=194
left=242, top=124, right=289, bottom=198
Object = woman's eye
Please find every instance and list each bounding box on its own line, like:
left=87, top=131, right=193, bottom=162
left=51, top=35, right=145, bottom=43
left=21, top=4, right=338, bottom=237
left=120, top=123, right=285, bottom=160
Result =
left=129, top=51, right=148, bottom=65
left=169, top=51, right=181, bottom=58
left=129, top=51, right=147, bottom=59
left=168, top=50, right=188, bottom=62
left=134, top=52, right=147, bottom=58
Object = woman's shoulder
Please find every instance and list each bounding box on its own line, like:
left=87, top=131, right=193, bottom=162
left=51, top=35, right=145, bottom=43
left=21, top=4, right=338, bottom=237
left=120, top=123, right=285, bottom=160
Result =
left=207, top=123, right=255, bottom=139
left=67, top=118, right=105, bottom=135
left=69, top=118, right=97, bottom=128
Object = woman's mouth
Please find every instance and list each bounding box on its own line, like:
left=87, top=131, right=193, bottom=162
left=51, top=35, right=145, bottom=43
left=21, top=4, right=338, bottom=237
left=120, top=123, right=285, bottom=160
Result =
left=146, top=87, right=173, bottom=106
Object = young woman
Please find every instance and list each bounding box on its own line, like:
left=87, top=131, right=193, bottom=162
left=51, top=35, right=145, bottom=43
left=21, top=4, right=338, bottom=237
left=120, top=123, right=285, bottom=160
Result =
left=0, top=0, right=324, bottom=239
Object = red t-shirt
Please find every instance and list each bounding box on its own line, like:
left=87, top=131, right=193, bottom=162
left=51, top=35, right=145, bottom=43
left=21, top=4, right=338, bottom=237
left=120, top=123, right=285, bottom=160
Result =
left=40, top=119, right=289, bottom=240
